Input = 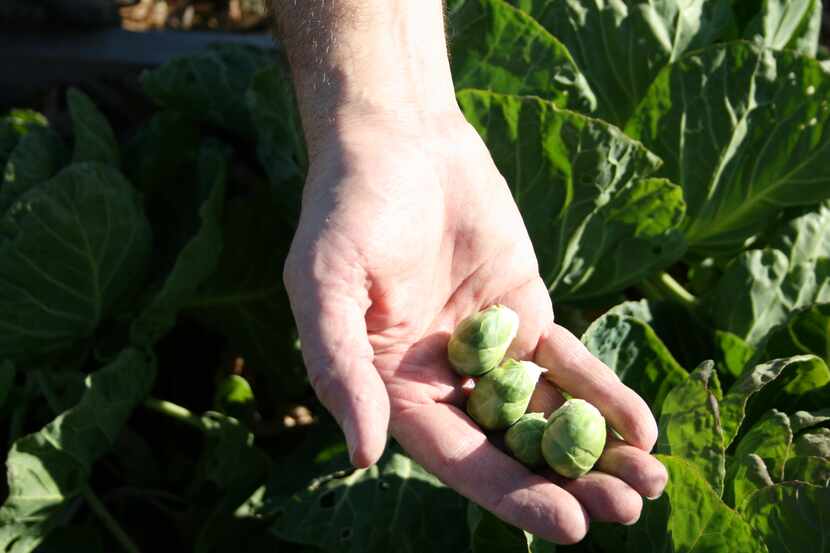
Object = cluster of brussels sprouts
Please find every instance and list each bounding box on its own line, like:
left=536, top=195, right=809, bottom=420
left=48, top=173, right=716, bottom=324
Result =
left=448, top=305, right=606, bottom=478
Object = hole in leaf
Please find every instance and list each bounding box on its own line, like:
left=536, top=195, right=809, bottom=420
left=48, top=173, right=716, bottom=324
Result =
left=319, top=491, right=336, bottom=508
left=652, top=246, right=662, bottom=255
left=340, top=527, right=353, bottom=541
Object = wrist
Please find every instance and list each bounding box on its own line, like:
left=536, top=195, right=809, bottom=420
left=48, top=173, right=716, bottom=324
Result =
left=278, top=1, right=459, bottom=154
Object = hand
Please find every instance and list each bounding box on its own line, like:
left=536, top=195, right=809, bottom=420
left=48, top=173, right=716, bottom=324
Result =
left=283, top=106, right=668, bottom=544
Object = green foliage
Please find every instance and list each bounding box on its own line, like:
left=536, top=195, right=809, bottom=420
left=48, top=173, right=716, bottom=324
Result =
left=3, top=0, right=830, bottom=549
left=457, top=90, right=686, bottom=302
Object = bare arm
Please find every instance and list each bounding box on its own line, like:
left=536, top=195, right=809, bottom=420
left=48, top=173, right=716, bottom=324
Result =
left=272, top=0, right=457, bottom=154
left=273, top=0, right=667, bottom=544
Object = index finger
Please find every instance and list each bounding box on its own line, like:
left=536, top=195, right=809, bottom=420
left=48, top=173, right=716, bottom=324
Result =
left=535, top=322, right=658, bottom=451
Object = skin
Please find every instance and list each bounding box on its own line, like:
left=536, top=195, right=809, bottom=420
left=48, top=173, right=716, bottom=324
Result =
left=274, top=0, right=668, bottom=544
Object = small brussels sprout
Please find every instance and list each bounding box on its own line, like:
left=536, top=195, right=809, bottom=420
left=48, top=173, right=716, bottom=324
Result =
left=448, top=305, right=519, bottom=377
left=467, top=359, right=542, bottom=430
left=505, top=412, right=547, bottom=467
left=541, top=399, right=606, bottom=479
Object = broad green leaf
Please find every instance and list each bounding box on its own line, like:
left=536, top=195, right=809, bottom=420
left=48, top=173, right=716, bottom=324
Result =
left=731, top=410, right=792, bottom=483
left=763, top=303, right=830, bottom=365
left=743, top=356, right=830, bottom=424
left=794, top=427, right=830, bottom=458
left=0, top=163, right=153, bottom=362
left=623, top=455, right=766, bottom=553
left=714, top=330, right=757, bottom=379
left=712, top=202, right=830, bottom=345
left=142, top=44, right=272, bottom=136
left=741, top=482, right=830, bottom=553
left=510, top=0, right=733, bottom=125
left=467, top=502, right=555, bottom=553
left=607, top=299, right=716, bottom=369
left=744, top=0, right=822, bottom=57
left=122, top=110, right=201, bottom=197
left=185, top=178, right=306, bottom=401
left=448, top=0, right=595, bottom=111
left=790, top=408, right=830, bottom=432
left=784, top=456, right=830, bottom=485
left=457, top=90, right=686, bottom=302
left=719, top=356, right=826, bottom=448
left=191, top=412, right=270, bottom=553
left=627, top=43, right=830, bottom=256
left=268, top=448, right=469, bottom=553
left=724, top=453, right=775, bottom=509
left=0, top=347, right=156, bottom=553
left=0, top=359, right=13, bottom=408
left=657, top=361, right=726, bottom=495
left=581, top=312, right=687, bottom=415
left=1, top=127, right=66, bottom=214
left=66, top=89, right=118, bottom=167
left=130, top=141, right=227, bottom=346
left=246, top=63, right=306, bottom=223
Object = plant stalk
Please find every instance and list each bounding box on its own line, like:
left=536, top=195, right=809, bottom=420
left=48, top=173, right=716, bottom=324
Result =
left=82, top=486, right=144, bottom=553
left=143, top=397, right=207, bottom=431
left=644, top=271, right=700, bottom=310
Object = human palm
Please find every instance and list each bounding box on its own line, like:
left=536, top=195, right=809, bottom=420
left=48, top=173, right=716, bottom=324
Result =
left=284, top=112, right=666, bottom=543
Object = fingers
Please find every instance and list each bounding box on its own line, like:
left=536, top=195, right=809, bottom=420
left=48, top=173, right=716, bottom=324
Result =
left=536, top=323, right=658, bottom=451
left=284, top=261, right=390, bottom=468
left=595, top=438, right=668, bottom=499
left=545, top=470, right=643, bottom=525
left=392, top=402, right=590, bottom=544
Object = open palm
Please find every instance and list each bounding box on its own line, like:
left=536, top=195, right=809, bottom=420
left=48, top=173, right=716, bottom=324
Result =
left=284, top=112, right=667, bottom=544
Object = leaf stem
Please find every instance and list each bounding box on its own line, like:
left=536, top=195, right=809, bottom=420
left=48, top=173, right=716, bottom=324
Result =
left=82, top=486, right=143, bottom=553
left=644, top=271, right=700, bottom=309
left=143, top=397, right=207, bottom=431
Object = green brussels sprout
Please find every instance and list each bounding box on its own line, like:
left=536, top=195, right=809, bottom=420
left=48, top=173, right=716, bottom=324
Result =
left=448, top=305, right=519, bottom=377
left=541, top=399, right=606, bottom=479
left=467, top=359, right=542, bottom=430
left=505, top=412, right=547, bottom=467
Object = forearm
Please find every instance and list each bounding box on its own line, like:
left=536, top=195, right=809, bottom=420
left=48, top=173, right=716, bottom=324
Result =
left=272, top=0, right=458, bottom=151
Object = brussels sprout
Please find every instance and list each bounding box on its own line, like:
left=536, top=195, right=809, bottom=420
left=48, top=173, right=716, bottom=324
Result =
left=448, top=305, right=519, bottom=377
left=467, top=359, right=542, bottom=430
left=541, top=399, right=606, bottom=479
left=505, top=412, right=547, bottom=467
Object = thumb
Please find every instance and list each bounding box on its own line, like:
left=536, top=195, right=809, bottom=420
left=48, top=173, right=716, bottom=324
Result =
left=284, top=259, right=390, bottom=468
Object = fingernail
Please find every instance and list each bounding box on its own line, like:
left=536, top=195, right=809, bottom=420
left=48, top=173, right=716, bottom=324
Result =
left=646, top=492, right=663, bottom=500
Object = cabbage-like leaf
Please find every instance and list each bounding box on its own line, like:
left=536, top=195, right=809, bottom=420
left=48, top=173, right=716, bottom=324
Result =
left=131, top=140, right=227, bottom=346
left=457, top=90, right=686, bottom=302
left=627, top=43, right=830, bottom=256
left=185, top=177, right=306, bottom=400
left=0, top=348, right=156, bottom=553
left=581, top=312, right=687, bottom=415
left=67, top=88, right=119, bottom=167
left=142, top=44, right=272, bottom=136
left=0, top=126, right=66, bottom=213
left=622, top=455, right=766, bottom=553
left=718, top=355, right=828, bottom=448
left=784, top=456, right=830, bottom=485
left=657, top=361, right=726, bottom=495
left=711, top=202, right=830, bottom=345
left=265, top=448, right=469, bottom=553
left=743, top=0, right=822, bottom=57
left=246, top=63, right=306, bottom=224
left=762, top=303, right=830, bottom=365
left=741, top=482, right=830, bottom=553
left=467, top=502, right=555, bottom=553
left=448, top=0, right=595, bottom=111
left=0, top=163, right=152, bottom=362
left=509, top=0, right=733, bottom=125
